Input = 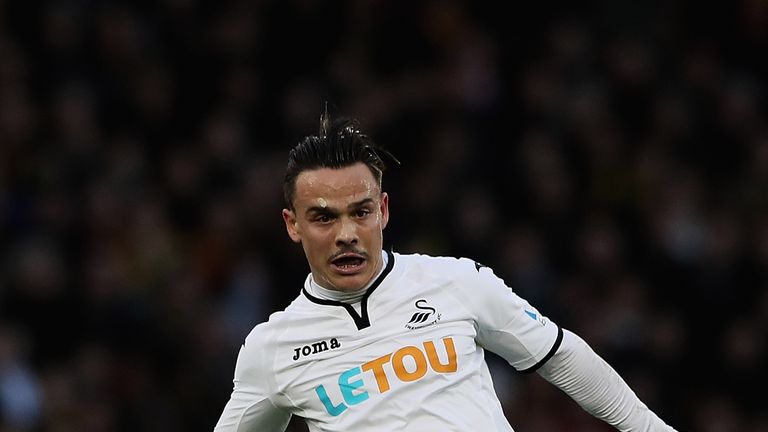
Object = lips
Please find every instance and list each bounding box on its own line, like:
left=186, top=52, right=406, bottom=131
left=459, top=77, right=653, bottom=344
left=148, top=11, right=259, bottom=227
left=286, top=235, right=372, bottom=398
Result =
left=330, top=252, right=367, bottom=274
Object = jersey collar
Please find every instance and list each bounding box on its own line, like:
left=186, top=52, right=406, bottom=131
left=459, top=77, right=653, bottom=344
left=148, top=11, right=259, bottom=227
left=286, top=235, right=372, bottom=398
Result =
left=302, top=249, right=395, bottom=330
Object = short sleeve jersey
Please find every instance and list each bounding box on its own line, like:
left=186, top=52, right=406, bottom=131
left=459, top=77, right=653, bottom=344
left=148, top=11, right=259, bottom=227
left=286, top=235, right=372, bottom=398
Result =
left=215, top=251, right=563, bottom=432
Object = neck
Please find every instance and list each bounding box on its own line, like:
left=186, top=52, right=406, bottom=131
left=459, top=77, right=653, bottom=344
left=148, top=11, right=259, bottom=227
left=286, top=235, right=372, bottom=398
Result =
left=309, top=251, right=388, bottom=303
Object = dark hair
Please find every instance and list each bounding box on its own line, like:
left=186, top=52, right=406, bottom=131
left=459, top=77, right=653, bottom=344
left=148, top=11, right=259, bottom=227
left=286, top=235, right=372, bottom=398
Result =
left=283, top=114, right=397, bottom=209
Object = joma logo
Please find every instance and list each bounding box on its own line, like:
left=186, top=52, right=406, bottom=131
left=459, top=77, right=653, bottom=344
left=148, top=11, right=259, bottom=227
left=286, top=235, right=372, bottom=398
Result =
left=293, top=338, right=341, bottom=361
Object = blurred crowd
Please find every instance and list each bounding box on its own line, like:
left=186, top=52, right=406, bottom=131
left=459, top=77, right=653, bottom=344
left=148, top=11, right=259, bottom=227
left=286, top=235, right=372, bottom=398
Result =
left=1, top=1, right=767, bottom=431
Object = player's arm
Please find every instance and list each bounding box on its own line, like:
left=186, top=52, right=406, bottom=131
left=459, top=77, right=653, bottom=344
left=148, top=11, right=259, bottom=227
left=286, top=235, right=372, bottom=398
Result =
left=214, top=330, right=291, bottom=432
left=455, top=260, right=676, bottom=430
left=536, top=329, right=676, bottom=431
left=455, top=260, right=562, bottom=372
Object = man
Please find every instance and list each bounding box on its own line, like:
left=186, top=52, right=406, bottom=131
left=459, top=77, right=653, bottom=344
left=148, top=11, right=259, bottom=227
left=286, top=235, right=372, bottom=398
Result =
left=214, top=113, right=677, bottom=431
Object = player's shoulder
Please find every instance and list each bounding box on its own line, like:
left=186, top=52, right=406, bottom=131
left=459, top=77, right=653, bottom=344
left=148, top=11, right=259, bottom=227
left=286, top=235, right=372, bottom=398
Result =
left=232, top=310, right=295, bottom=382
left=236, top=309, right=292, bottom=371
left=242, top=313, right=282, bottom=350
left=242, top=294, right=317, bottom=346
left=395, top=251, right=487, bottom=279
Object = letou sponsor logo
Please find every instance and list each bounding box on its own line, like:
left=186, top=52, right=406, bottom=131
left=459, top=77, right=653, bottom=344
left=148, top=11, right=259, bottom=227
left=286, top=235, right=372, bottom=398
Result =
left=314, top=337, right=458, bottom=416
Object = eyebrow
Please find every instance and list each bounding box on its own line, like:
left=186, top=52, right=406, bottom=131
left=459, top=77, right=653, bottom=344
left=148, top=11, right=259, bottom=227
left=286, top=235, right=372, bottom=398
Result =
left=305, top=198, right=376, bottom=217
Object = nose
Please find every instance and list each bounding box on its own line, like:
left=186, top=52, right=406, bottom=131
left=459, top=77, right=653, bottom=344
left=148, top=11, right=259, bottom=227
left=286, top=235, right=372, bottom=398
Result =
left=335, top=217, right=358, bottom=246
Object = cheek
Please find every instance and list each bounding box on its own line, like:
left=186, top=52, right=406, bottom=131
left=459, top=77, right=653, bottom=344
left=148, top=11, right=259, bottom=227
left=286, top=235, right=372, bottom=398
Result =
left=303, top=236, right=326, bottom=260
left=363, top=218, right=384, bottom=238
left=303, top=226, right=334, bottom=248
left=374, top=213, right=386, bottom=228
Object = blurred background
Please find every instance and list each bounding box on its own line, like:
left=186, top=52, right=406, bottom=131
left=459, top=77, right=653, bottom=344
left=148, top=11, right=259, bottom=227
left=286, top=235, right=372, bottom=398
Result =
left=1, top=0, right=767, bottom=431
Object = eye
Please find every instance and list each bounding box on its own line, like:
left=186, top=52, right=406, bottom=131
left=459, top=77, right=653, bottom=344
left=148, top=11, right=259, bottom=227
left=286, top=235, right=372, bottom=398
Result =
left=316, top=214, right=332, bottom=223
left=355, top=209, right=371, bottom=218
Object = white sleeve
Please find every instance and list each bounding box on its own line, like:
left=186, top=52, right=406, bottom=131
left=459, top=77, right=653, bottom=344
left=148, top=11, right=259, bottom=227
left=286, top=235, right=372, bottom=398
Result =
left=214, top=333, right=292, bottom=432
left=454, top=260, right=562, bottom=372
left=537, top=329, right=677, bottom=431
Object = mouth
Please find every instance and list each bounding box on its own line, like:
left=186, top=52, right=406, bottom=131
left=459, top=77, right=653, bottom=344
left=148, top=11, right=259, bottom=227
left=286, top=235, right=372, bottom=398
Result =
left=330, top=253, right=367, bottom=275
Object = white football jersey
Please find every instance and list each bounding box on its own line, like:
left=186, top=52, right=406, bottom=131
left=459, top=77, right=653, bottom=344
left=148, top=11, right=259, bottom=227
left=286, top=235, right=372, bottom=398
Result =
left=214, top=251, right=562, bottom=432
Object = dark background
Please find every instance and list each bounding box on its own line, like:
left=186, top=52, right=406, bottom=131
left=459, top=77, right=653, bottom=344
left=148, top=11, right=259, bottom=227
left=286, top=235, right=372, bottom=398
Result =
left=1, top=1, right=766, bottom=431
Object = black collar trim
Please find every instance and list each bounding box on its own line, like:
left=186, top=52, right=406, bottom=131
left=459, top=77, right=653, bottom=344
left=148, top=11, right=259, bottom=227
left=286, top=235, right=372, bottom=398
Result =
left=302, top=250, right=395, bottom=330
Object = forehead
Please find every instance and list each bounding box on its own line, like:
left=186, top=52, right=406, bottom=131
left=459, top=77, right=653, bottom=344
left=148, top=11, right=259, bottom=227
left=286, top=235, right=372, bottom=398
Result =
left=294, top=163, right=379, bottom=208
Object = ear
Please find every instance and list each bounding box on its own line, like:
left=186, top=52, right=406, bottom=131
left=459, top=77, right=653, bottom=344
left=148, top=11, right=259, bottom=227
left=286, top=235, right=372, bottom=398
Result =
left=282, top=208, right=302, bottom=243
left=380, top=192, right=390, bottom=229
